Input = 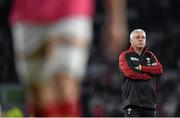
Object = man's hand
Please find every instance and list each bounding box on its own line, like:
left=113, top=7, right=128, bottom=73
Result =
left=151, top=62, right=157, bottom=66
left=134, top=65, right=141, bottom=71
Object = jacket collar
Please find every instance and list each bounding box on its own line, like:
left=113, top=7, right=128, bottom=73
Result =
left=128, top=46, right=148, bottom=55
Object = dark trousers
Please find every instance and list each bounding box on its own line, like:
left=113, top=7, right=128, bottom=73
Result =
left=124, top=105, right=156, bottom=117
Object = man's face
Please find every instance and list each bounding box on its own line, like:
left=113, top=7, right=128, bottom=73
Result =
left=130, top=32, right=146, bottom=49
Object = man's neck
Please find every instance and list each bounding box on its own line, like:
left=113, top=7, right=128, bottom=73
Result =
left=133, top=46, right=143, bottom=55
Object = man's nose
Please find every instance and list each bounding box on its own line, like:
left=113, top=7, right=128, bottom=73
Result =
left=139, top=38, right=143, bottom=41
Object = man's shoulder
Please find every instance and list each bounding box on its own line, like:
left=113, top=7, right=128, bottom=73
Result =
left=121, top=49, right=131, bottom=54
left=146, top=50, right=156, bottom=56
left=119, top=50, right=132, bottom=60
left=120, top=49, right=133, bottom=56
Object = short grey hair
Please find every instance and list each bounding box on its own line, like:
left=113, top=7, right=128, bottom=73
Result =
left=130, top=29, right=146, bottom=40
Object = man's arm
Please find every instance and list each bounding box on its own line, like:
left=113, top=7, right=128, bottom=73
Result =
left=119, top=52, right=152, bottom=80
left=140, top=52, right=163, bottom=76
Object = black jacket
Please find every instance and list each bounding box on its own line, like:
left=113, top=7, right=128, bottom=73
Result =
left=118, top=46, right=163, bottom=109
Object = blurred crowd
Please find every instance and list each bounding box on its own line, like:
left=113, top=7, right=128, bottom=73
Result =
left=0, top=0, right=180, bottom=117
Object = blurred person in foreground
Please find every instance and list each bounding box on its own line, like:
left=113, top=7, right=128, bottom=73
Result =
left=9, top=0, right=127, bottom=117
left=119, top=29, right=163, bottom=117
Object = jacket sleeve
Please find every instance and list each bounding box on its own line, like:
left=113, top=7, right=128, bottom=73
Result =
left=141, top=52, right=163, bottom=76
left=119, top=52, right=152, bottom=80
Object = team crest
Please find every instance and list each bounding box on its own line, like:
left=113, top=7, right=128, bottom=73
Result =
left=146, top=57, right=151, bottom=63
left=146, top=57, right=151, bottom=66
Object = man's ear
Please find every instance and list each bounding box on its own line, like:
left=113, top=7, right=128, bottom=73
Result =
left=130, top=39, right=132, bottom=44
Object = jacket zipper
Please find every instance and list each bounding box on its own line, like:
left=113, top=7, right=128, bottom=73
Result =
left=139, top=51, right=145, bottom=65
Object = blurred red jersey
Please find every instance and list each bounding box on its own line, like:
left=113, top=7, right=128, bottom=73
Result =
left=10, top=0, right=95, bottom=25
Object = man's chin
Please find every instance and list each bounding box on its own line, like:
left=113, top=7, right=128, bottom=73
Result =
left=137, top=46, right=145, bottom=49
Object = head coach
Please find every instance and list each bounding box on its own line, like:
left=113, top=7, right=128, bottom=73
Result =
left=118, top=29, right=163, bottom=117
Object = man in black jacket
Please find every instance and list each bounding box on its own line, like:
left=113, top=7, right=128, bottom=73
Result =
left=119, top=29, right=163, bottom=117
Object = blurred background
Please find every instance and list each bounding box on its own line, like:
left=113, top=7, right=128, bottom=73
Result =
left=0, top=0, right=180, bottom=117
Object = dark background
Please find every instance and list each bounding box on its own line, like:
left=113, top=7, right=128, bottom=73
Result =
left=0, top=0, right=180, bottom=117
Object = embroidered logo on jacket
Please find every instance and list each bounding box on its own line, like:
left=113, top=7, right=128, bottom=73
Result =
left=130, top=57, right=139, bottom=61
left=128, top=108, right=132, bottom=114
left=146, top=57, right=151, bottom=66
